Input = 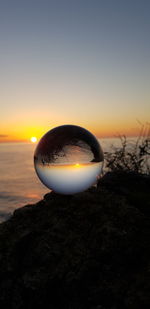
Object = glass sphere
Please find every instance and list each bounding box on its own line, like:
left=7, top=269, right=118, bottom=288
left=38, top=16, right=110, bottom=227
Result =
left=34, top=125, right=104, bottom=195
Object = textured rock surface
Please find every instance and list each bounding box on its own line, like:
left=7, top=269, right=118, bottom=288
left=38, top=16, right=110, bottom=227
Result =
left=0, top=172, right=149, bottom=309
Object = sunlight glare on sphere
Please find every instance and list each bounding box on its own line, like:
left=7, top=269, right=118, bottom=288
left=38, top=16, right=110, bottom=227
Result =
left=34, top=125, right=104, bottom=195
left=31, top=137, right=37, bottom=143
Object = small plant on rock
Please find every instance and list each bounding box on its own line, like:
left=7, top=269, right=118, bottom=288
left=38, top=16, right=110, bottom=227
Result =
left=105, top=123, right=150, bottom=175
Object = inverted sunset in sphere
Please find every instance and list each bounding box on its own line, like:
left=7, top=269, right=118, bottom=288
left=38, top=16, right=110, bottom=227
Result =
left=34, top=125, right=104, bottom=195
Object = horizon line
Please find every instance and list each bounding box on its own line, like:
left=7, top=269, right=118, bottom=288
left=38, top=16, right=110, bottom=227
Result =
left=0, top=134, right=143, bottom=144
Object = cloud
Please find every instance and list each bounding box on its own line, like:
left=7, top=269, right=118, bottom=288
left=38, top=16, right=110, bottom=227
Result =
left=0, top=134, right=8, bottom=138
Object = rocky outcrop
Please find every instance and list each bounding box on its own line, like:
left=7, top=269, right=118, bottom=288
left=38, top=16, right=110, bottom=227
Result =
left=0, top=172, right=149, bottom=309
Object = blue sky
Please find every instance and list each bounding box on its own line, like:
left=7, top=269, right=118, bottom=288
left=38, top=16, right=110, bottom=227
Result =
left=0, top=0, right=150, bottom=140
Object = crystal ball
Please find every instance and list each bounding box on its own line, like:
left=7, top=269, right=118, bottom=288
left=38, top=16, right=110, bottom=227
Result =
left=34, top=125, right=104, bottom=194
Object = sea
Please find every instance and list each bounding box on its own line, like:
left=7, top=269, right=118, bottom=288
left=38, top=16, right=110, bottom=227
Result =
left=0, top=138, right=135, bottom=223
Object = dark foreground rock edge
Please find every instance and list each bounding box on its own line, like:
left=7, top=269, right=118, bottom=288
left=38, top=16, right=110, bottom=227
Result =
left=0, top=172, right=150, bottom=309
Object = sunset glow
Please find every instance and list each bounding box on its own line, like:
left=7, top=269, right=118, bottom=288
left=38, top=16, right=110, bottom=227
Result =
left=31, top=137, right=37, bottom=143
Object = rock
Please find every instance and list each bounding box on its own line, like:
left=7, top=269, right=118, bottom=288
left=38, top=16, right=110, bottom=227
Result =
left=99, top=171, right=150, bottom=215
left=0, top=172, right=149, bottom=309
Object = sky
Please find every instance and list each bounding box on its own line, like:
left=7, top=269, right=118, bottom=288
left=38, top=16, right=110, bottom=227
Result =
left=0, top=0, right=150, bottom=142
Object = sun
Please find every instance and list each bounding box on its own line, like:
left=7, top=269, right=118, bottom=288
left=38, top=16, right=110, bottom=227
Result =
left=30, top=136, right=37, bottom=143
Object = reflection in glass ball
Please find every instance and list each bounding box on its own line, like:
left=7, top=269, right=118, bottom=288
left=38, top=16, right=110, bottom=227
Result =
left=34, top=125, right=104, bottom=195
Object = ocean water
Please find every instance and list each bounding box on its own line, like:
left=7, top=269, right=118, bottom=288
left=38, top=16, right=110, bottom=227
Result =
left=0, top=143, right=48, bottom=222
left=0, top=138, right=133, bottom=222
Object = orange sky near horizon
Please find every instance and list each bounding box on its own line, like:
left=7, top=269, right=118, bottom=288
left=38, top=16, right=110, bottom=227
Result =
left=0, top=119, right=147, bottom=143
